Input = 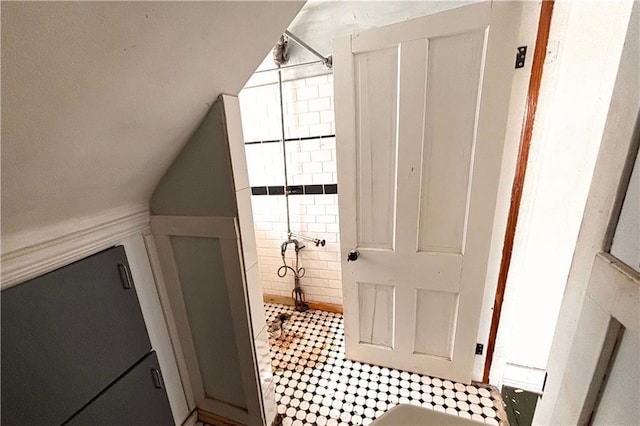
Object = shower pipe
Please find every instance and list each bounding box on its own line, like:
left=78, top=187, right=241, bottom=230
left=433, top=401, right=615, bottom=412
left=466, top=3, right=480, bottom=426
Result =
left=278, top=237, right=308, bottom=312
left=273, top=55, right=329, bottom=310
left=276, top=65, right=311, bottom=311
left=276, top=68, right=292, bottom=236
left=290, top=232, right=326, bottom=247
left=274, top=61, right=327, bottom=248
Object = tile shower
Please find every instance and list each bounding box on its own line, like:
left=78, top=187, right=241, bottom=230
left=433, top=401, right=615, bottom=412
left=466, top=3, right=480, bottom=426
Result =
left=239, top=74, right=343, bottom=307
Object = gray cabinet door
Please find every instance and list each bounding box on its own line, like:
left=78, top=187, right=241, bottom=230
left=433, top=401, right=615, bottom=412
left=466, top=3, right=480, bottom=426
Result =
left=66, top=351, right=173, bottom=426
left=1, top=246, right=152, bottom=426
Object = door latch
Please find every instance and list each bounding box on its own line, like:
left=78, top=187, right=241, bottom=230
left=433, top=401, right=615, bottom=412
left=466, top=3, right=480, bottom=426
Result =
left=347, top=250, right=359, bottom=262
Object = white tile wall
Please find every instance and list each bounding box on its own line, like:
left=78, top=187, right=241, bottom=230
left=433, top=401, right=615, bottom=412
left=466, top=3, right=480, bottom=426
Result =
left=239, top=74, right=343, bottom=306
left=250, top=195, right=343, bottom=306
left=239, top=74, right=335, bottom=142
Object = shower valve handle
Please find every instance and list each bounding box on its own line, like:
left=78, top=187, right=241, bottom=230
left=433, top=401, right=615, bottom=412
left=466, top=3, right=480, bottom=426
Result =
left=347, top=250, right=359, bottom=262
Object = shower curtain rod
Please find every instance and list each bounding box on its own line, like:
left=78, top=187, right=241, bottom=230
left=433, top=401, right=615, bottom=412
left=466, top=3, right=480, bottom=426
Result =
left=254, top=59, right=330, bottom=74
left=284, top=30, right=333, bottom=69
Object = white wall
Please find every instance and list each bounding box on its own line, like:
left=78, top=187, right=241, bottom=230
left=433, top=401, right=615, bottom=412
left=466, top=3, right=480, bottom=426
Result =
left=1, top=1, right=304, bottom=239
left=239, top=74, right=343, bottom=306
left=489, top=0, right=636, bottom=392
left=242, top=74, right=335, bottom=141
left=534, top=0, right=638, bottom=422
left=472, top=1, right=542, bottom=383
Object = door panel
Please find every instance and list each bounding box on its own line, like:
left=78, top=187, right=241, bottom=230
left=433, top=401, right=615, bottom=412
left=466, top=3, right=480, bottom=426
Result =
left=355, top=47, right=398, bottom=250
left=336, top=1, right=521, bottom=382
left=418, top=30, right=486, bottom=254
left=414, top=290, right=459, bottom=359
left=358, top=282, right=395, bottom=348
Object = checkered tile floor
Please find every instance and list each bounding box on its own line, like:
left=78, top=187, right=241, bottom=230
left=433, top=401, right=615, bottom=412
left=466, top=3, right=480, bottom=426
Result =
left=266, top=303, right=506, bottom=426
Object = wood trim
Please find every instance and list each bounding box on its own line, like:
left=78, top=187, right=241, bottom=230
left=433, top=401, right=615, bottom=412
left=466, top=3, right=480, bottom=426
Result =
left=1, top=209, right=150, bottom=289
left=144, top=234, right=198, bottom=411
left=124, top=235, right=192, bottom=424
left=219, top=238, right=264, bottom=424
left=153, top=235, right=206, bottom=405
left=483, top=0, right=555, bottom=383
left=197, top=408, right=245, bottom=426
left=198, top=398, right=248, bottom=426
left=263, top=293, right=343, bottom=314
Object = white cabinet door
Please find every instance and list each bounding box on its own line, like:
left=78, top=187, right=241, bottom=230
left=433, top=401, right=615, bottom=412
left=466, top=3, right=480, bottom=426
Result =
left=335, top=1, right=522, bottom=383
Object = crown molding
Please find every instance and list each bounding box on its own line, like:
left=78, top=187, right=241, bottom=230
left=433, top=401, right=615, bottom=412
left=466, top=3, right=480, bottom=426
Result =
left=2, top=209, right=150, bottom=290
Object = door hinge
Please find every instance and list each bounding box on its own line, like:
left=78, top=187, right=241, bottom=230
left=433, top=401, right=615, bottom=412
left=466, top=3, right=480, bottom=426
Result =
left=515, top=46, right=528, bottom=69
left=475, top=343, right=484, bottom=355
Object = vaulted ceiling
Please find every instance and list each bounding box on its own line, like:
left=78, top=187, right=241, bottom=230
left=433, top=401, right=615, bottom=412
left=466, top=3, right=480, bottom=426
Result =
left=1, top=1, right=303, bottom=243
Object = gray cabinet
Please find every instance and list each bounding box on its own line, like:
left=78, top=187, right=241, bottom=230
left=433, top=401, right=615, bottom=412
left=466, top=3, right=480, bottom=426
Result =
left=66, top=351, right=173, bottom=426
left=1, top=246, right=168, bottom=425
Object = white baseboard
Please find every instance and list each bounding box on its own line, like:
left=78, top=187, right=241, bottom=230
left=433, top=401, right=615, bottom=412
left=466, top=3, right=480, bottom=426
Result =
left=502, top=363, right=546, bottom=393
left=1, top=208, right=150, bottom=289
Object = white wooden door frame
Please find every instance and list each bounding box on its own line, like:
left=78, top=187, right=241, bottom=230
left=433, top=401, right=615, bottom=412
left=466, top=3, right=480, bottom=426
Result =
left=482, top=0, right=553, bottom=384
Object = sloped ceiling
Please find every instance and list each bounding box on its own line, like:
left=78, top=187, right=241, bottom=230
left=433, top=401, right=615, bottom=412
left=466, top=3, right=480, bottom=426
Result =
left=247, top=0, right=476, bottom=85
left=1, top=1, right=303, bottom=242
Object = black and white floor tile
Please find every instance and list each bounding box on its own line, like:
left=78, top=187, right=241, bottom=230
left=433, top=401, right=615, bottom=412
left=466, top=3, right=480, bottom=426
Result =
left=265, top=303, right=506, bottom=426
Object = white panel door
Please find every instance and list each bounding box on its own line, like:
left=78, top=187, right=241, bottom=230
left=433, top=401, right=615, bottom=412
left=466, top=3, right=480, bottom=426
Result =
left=335, top=1, right=522, bottom=383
